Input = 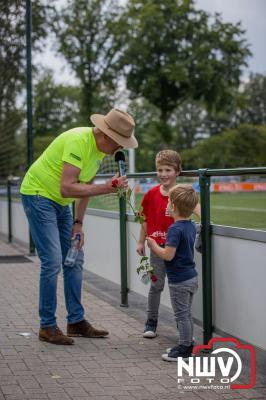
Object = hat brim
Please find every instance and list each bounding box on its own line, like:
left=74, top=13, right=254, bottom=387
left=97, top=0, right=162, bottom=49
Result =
left=90, top=114, right=138, bottom=149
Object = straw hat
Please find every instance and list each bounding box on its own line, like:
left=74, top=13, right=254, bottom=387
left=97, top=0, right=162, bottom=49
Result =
left=90, top=108, right=138, bottom=149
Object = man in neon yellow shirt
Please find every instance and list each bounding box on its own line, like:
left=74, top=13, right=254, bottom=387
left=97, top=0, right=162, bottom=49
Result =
left=20, top=108, right=138, bottom=345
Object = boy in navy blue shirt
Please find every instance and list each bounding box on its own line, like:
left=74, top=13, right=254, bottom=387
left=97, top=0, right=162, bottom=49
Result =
left=147, top=184, right=199, bottom=361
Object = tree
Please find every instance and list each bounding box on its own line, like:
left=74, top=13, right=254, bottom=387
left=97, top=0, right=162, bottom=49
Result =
left=0, top=1, right=56, bottom=111
left=0, top=110, right=24, bottom=177
left=0, top=1, right=56, bottom=177
left=181, top=125, right=266, bottom=169
left=120, top=0, right=251, bottom=142
left=240, top=74, right=266, bottom=125
left=129, top=99, right=163, bottom=171
left=31, top=69, right=84, bottom=160
left=170, top=101, right=206, bottom=150
left=56, top=0, right=124, bottom=122
left=33, top=69, right=82, bottom=137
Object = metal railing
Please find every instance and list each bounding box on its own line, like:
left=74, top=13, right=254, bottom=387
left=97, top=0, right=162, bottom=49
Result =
left=1, top=166, right=266, bottom=345
left=99, top=167, right=266, bottom=344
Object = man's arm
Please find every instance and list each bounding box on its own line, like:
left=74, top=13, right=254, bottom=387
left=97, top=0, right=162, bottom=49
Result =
left=71, top=198, right=90, bottom=248
left=75, top=197, right=90, bottom=222
left=60, top=162, right=127, bottom=198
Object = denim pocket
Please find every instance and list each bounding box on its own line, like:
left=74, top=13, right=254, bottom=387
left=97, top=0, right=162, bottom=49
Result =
left=27, top=195, right=57, bottom=223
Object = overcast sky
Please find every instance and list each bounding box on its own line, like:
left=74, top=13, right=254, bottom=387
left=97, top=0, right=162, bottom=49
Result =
left=196, top=0, right=266, bottom=75
left=36, top=0, right=266, bottom=84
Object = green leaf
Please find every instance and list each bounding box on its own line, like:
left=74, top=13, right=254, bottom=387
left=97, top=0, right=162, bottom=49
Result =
left=126, top=187, right=132, bottom=201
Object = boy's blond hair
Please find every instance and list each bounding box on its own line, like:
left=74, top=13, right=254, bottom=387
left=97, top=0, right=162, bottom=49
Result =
left=169, top=184, right=198, bottom=218
left=155, top=150, right=181, bottom=172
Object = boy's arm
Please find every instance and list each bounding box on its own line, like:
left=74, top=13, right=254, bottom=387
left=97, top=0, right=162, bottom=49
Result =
left=147, top=237, right=176, bottom=261
left=137, top=222, right=147, bottom=256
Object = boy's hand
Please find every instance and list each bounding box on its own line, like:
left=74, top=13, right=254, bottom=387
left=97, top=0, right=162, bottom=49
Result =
left=147, top=237, right=156, bottom=249
left=137, top=242, right=146, bottom=256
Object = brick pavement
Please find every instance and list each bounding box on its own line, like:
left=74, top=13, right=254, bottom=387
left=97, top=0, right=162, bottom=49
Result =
left=0, top=240, right=265, bottom=400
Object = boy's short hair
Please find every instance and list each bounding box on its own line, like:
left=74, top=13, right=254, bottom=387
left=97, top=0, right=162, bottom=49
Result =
left=169, top=184, right=198, bottom=218
left=155, top=150, right=181, bottom=172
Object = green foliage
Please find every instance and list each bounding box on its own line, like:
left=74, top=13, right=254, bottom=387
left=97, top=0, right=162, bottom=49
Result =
left=0, top=1, right=56, bottom=178
left=198, top=73, right=266, bottom=136
left=33, top=68, right=82, bottom=137
left=240, top=74, right=266, bottom=125
left=136, top=256, right=153, bottom=275
left=181, top=125, right=266, bottom=169
left=1, top=1, right=263, bottom=178
left=134, top=207, right=146, bottom=225
left=171, top=101, right=206, bottom=150
left=0, top=1, right=56, bottom=108
left=0, top=109, right=24, bottom=177
left=121, top=0, right=251, bottom=141
left=128, top=99, right=179, bottom=170
left=56, top=0, right=124, bottom=121
left=116, top=185, right=146, bottom=224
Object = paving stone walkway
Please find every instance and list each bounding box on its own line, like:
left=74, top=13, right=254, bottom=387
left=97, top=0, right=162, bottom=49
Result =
left=0, top=240, right=265, bottom=400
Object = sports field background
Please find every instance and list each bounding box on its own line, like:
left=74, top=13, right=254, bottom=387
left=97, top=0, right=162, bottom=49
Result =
left=1, top=186, right=264, bottom=231
left=88, top=191, right=266, bottom=231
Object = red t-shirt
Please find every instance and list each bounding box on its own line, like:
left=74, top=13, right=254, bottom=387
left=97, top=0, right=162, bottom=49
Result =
left=141, top=185, right=174, bottom=245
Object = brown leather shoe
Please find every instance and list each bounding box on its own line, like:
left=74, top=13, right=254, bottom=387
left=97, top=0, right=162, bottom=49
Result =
left=39, top=326, right=74, bottom=345
left=67, top=320, right=109, bottom=338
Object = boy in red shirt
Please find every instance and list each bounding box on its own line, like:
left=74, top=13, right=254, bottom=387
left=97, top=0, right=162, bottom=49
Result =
left=137, top=150, right=200, bottom=338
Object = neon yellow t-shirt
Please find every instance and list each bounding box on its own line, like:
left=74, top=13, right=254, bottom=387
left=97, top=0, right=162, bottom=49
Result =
left=20, top=127, right=105, bottom=206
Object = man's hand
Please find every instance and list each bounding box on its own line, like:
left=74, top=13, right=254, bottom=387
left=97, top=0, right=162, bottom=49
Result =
left=71, top=223, right=84, bottom=249
left=137, top=241, right=146, bottom=256
left=107, top=174, right=128, bottom=193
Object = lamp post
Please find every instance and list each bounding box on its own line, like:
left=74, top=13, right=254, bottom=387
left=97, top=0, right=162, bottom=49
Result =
left=26, top=0, right=35, bottom=255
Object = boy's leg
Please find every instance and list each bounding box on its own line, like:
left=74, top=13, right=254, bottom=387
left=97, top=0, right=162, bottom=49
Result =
left=146, top=251, right=166, bottom=320
left=188, top=287, right=195, bottom=342
left=162, top=277, right=198, bottom=361
left=144, top=251, right=166, bottom=337
left=169, top=277, right=198, bottom=346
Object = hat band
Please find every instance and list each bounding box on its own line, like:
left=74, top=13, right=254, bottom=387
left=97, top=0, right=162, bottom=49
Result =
left=104, top=117, right=132, bottom=138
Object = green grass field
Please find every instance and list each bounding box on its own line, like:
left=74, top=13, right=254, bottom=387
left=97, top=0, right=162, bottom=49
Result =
left=210, top=192, right=266, bottom=230
left=88, top=191, right=266, bottom=231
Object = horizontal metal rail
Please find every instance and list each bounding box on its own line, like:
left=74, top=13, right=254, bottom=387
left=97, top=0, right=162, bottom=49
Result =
left=1, top=166, right=265, bottom=184
left=96, top=166, right=266, bottom=180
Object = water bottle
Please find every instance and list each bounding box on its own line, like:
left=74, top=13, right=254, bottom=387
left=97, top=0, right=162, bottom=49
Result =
left=64, top=234, right=81, bottom=267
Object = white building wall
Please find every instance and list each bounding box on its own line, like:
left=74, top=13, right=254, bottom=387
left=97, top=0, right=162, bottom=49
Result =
left=11, top=200, right=29, bottom=245
left=83, top=213, right=121, bottom=285
left=212, top=235, right=266, bottom=350
left=0, top=199, right=8, bottom=236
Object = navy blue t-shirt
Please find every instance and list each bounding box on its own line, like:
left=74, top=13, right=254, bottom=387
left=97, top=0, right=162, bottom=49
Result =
left=165, top=220, right=197, bottom=284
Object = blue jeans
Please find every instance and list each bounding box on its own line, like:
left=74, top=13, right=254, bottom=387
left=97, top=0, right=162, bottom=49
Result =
left=21, top=194, right=85, bottom=328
